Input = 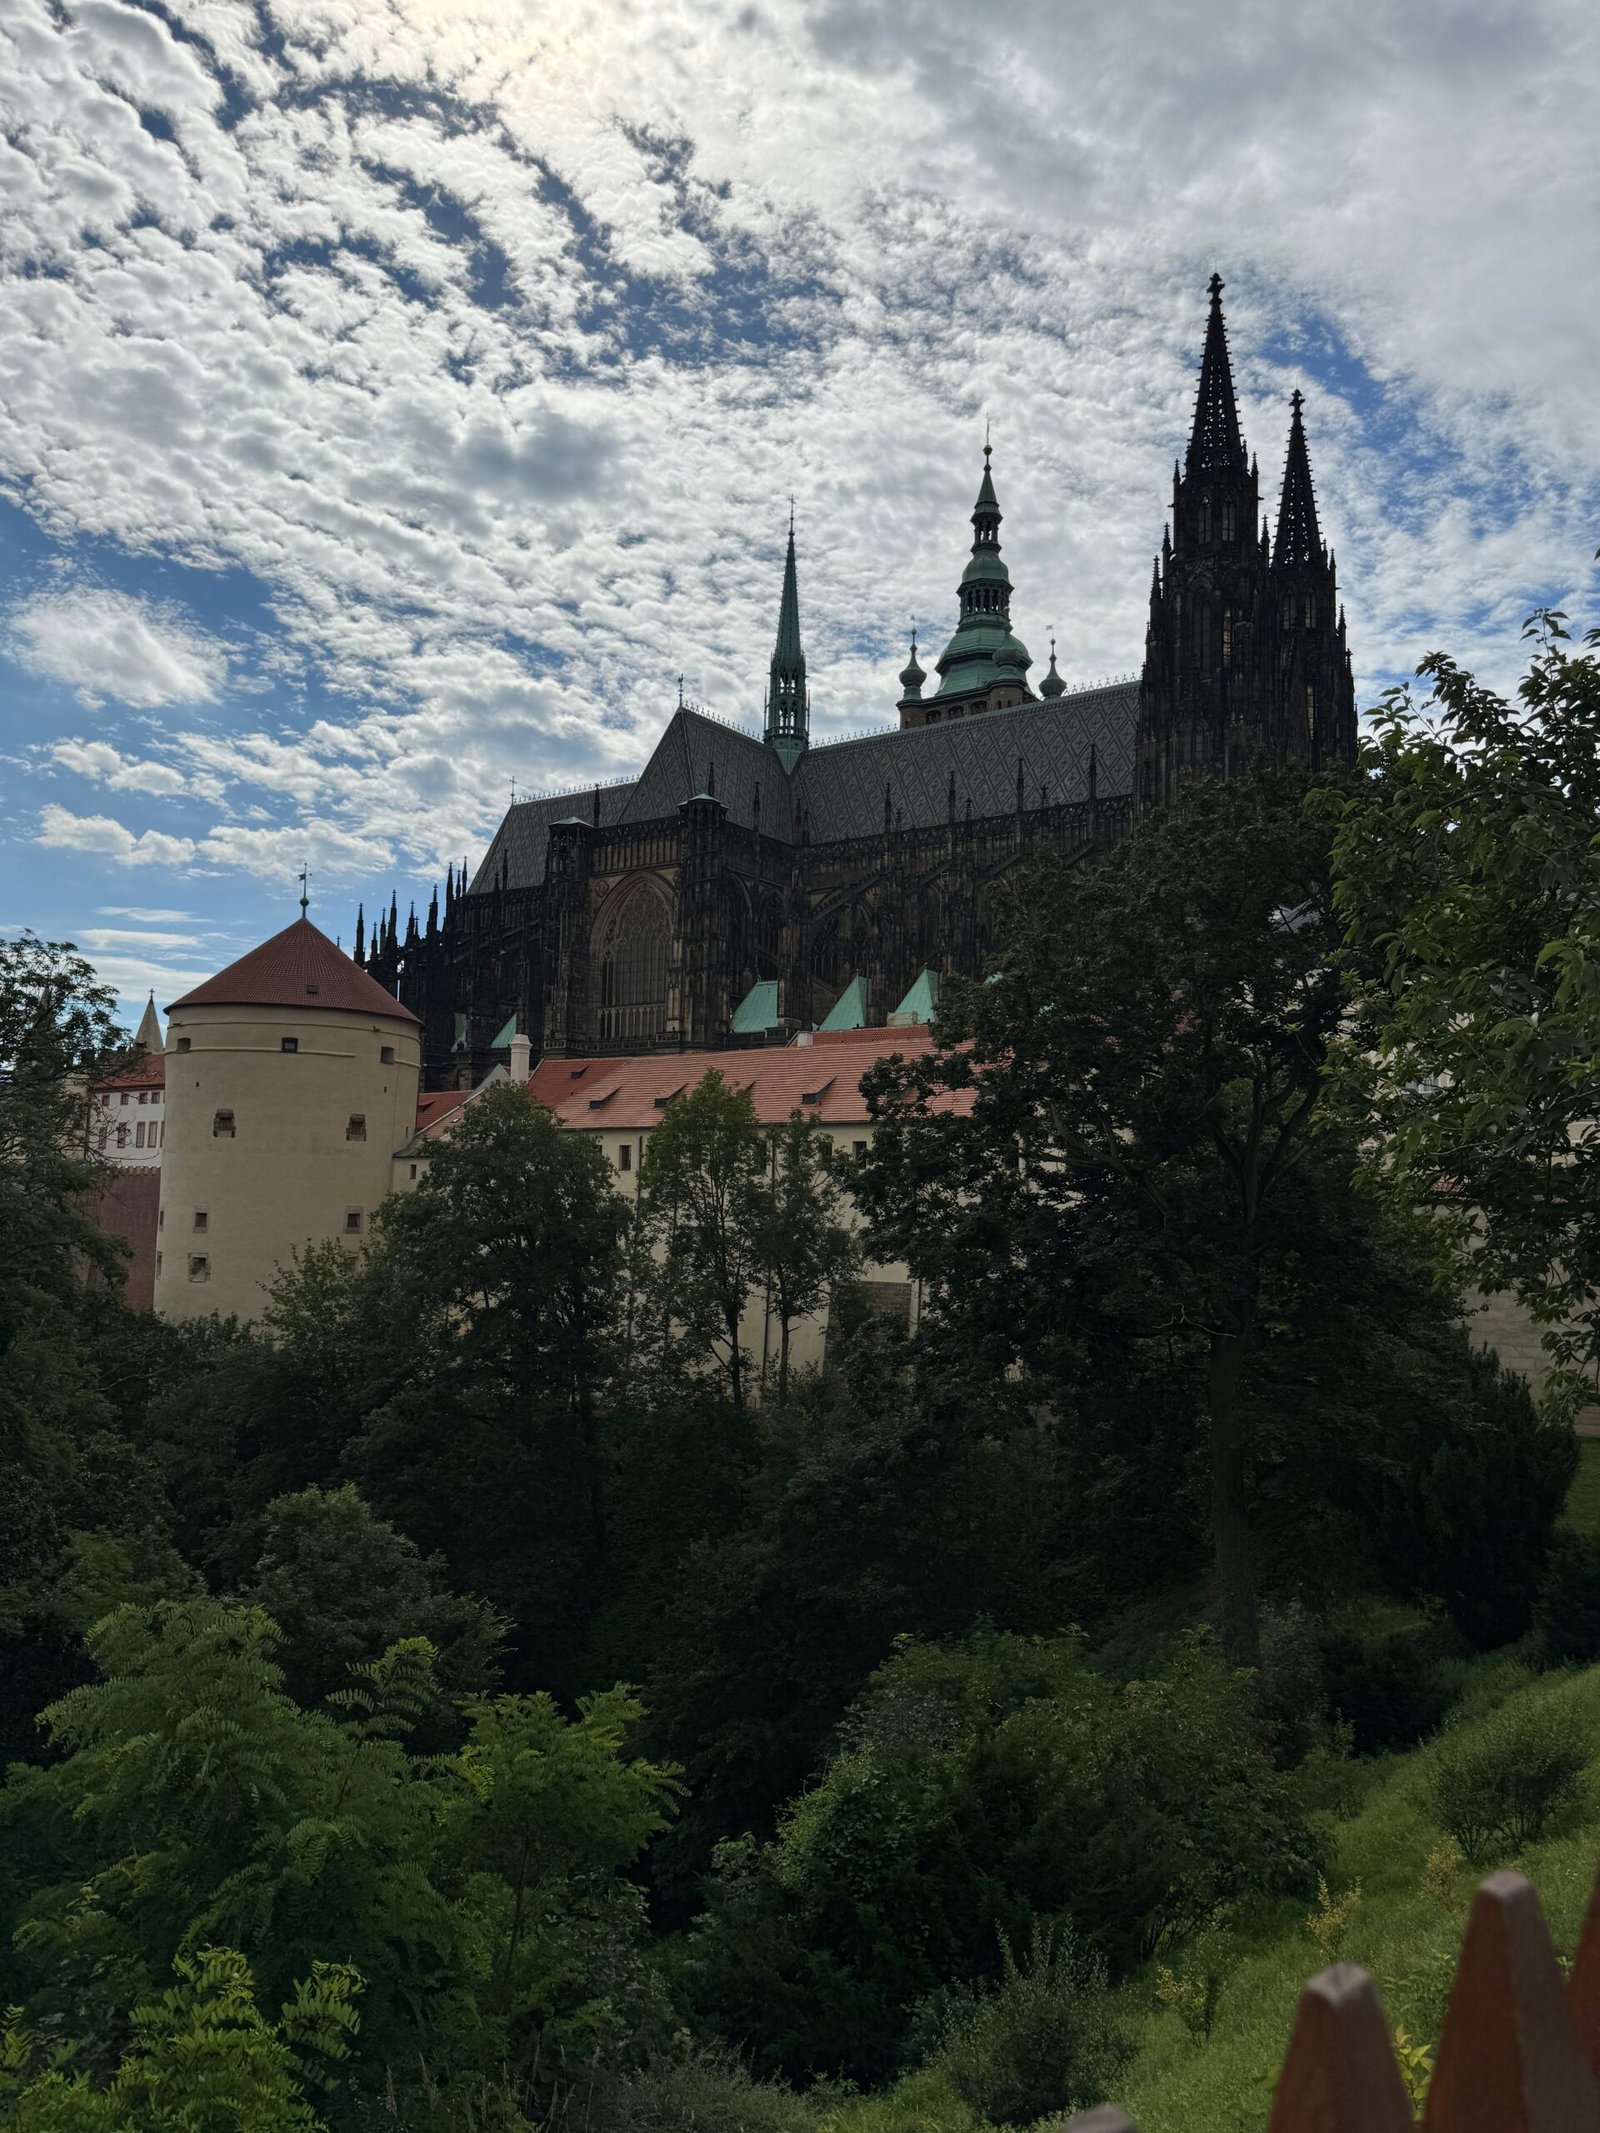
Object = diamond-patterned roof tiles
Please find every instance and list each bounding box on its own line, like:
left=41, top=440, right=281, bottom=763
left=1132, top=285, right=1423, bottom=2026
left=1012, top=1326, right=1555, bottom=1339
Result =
left=470, top=683, right=1138, bottom=892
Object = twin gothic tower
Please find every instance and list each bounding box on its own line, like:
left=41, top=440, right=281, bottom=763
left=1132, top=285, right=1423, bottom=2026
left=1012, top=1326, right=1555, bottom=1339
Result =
left=1137, top=274, right=1356, bottom=805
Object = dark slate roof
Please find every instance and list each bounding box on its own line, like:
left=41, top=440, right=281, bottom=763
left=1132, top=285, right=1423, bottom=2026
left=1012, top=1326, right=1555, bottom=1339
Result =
left=471, top=684, right=1138, bottom=891
left=792, top=682, right=1137, bottom=841
left=618, top=710, right=793, bottom=840
left=470, top=782, right=638, bottom=894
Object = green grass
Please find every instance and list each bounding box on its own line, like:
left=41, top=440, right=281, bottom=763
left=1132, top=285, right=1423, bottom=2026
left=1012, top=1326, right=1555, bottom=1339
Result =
left=1563, top=1438, right=1600, bottom=1535
left=1119, top=1657, right=1600, bottom=2133
left=821, top=1654, right=1600, bottom=2133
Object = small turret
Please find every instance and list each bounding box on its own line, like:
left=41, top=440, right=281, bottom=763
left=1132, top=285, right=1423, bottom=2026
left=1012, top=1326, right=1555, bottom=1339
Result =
left=897, top=626, right=926, bottom=716
left=1039, top=634, right=1066, bottom=699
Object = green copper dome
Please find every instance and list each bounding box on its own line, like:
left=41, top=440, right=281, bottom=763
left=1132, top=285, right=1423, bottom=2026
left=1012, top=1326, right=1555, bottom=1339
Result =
left=931, top=442, right=1034, bottom=705
left=898, top=630, right=926, bottom=698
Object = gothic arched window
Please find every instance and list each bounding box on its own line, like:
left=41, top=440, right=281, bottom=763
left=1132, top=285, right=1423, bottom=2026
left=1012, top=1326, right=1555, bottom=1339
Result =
left=593, top=885, right=671, bottom=1047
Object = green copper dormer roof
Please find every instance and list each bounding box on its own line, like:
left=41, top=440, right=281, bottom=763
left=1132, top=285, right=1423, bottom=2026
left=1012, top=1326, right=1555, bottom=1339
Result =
left=489, top=1012, right=518, bottom=1050
left=819, top=975, right=871, bottom=1031
left=932, top=441, right=1034, bottom=703
left=1039, top=636, right=1066, bottom=697
left=764, top=508, right=809, bottom=774
left=732, top=979, right=782, bottom=1034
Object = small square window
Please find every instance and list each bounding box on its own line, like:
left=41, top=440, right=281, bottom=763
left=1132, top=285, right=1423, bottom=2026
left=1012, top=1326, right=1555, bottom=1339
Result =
left=188, top=1255, right=209, bottom=1281
left=281, top=1037, right=298, bottom=1053
left=213, top=1109, right=235, bottom=1138
left=176, top=1037, right=191, bottom=1053
left=852, top=1140, right=869, bottom=1163
left=381, top=1045, right=395, bottom=1065
left=617, top=1143, right=632, bottom=1172
left=120, top=1092, right=129, bottom=1106
left=344, top=1209, right=362, bottom=1234
left=193, top=1210, right=209, bottom=1233
left=346, top=1114, right=367, bottom=1141
left=138, top=1091, right=147, bottom=1106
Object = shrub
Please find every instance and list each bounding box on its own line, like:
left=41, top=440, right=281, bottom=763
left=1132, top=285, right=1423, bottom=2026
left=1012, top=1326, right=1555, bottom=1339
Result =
left=1427, top=1702, right=1587, bottom=1860
left=1534, top=1532, right=1600, bottom=1669
left=594, top=2047, right=817, bottom=2133
left=1321, top=1627, right=1459, bottom=1755
left=925, top=1923, right=1131, bottom=2128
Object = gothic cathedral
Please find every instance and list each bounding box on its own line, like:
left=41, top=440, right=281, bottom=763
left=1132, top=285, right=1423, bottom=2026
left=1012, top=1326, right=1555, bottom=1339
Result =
left=359, top=277, right=1357, bottom=1086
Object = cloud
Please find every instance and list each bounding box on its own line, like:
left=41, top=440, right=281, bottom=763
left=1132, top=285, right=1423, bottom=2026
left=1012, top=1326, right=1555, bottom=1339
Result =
left=0, top=0, right=1596, bottom=934
left=97, top=905, right=195, bottom=921
left=9, top=585, right=228, bottom=709
left=50, top=738, right=191, bottom=795
left=38, top=805, right=196, bottom=866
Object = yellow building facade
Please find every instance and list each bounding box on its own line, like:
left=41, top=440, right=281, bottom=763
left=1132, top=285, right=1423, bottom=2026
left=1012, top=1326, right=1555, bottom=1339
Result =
left=156, top=919, right=420, bottom=1324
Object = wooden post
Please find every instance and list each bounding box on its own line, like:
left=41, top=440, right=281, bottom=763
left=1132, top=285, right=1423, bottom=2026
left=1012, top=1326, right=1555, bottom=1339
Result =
left=1424, top=1871, right=1600, bottom=2133
left=1267, top=1963, right=1412, bottom=2133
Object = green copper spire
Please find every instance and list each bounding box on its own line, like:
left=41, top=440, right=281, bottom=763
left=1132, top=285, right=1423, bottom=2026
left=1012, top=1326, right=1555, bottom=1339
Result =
left=764, top=505, right=809, bottom=774
left=929, top=439, right=1032, bottom=708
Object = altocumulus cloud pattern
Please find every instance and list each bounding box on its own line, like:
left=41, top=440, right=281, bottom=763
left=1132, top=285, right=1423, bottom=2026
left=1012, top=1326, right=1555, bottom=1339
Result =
left=0, top=0, right=1596, bottom=1018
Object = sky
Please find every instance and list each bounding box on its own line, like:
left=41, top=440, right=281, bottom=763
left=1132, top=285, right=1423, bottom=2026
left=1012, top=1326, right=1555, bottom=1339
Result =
left=2, top=0, right=1597, bottom=1030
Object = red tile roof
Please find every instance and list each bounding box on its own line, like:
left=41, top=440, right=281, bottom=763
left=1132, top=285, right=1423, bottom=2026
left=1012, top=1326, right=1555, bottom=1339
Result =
left=95, top=1051, right=166, bottom=1093
left=519, top=1031, right=971, bottom=1131
left=168, top=919, right=419, bottom=1025
left=415, top=1088, right=470, bottom=1132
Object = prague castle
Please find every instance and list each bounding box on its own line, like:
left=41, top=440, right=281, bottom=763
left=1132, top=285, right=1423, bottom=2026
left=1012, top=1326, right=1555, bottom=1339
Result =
left=356, top=276, right=1358, bottom=1088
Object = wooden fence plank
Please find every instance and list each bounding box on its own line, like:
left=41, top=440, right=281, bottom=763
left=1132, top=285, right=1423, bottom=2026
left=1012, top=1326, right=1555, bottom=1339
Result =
left=1568, top=1862, right=1600, bottom=2086
left=1424, top=1870, right=1600, bottom=2133
left=1266, top=1961, right=1413, bottom=2133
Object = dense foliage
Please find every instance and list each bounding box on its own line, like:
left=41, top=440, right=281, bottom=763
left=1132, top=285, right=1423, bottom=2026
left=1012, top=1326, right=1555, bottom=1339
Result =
left=4, top=608, right=1598, bottom=2128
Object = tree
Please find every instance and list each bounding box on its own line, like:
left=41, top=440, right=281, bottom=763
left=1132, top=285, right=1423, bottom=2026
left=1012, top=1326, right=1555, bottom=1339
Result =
left=745, top=1113, right=858, bottom=1404
left=1323, top=599, right=1600, bottom=1397
left=0, top=1945, right=361, bottom=2133
left=242, top=1484, right=505, bottom=1721
left=0, top=1596, right=679, bottom=2120
left=637, top=1073, right=767, bottom=1412
left=858, top=770, right=1369, bottom=1671
left=376, top=1083, right=627, bottom=1556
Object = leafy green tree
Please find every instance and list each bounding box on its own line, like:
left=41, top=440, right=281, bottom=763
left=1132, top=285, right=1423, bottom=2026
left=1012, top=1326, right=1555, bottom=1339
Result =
left=242, top=1484, right=505, bottom=1720
left=371, top=1084, right=627, bottom=1557
left=637, top=1073, right=767, bottom=1412
left=858, top=770, right=1371, bottom=1670
left=0, top=1945, right=360, bottom=2133
left=683, top=1628, right=1319, bottom=2084
left=0, top=1596, right=678, bottom=2121
left=1323, top=600, right=1600, bottom=1397
left=745, top=1113, right=858, bottom=1405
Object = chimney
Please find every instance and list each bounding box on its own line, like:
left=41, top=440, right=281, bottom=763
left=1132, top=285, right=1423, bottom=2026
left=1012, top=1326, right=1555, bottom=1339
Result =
left=509, top=1034, right=532, bottom=1084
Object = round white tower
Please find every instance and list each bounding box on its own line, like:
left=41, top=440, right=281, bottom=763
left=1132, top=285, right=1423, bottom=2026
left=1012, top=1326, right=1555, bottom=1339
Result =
left=155, top=917, right=421, bottom=1323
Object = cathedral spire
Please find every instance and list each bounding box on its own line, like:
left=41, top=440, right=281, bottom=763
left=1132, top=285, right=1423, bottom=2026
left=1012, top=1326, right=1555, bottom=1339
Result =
left=764, top=505, right=809, bottom=773
left=1272, top=389, right=1325, bottom=568
left=353, top=903, right=365, bottom=963
left=1187, top=273, right=1246, bottom=476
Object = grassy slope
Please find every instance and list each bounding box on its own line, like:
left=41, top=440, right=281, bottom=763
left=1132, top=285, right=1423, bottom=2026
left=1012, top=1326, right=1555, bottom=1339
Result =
left=1119, top=1657, right=1600, bottom=2133
left=824, top=1654, right=1600, bottom=2133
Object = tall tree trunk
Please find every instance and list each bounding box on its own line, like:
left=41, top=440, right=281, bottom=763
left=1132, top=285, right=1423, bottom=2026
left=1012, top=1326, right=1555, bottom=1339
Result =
left=1208, top=1320, right=1261, bottom=1674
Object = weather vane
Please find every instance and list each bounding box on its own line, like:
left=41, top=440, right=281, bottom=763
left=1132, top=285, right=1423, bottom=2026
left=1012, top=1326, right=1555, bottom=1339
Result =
left=297, top=865, right=310, bottom=918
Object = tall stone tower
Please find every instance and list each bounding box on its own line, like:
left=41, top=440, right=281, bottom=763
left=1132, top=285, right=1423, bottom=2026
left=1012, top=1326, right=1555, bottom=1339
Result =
left=1136, top=276, right=1356, bottom=809
left=155, top=916, right=420, bottom=1323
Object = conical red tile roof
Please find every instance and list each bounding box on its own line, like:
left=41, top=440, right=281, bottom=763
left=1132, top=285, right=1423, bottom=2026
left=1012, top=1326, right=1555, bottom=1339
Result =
left=168, top=918, right=418, bottom=1024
